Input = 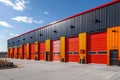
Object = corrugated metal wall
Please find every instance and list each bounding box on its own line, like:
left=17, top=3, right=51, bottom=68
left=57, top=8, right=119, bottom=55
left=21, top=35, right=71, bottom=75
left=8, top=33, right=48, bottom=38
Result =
left=8, top=2, right=120, bottom=48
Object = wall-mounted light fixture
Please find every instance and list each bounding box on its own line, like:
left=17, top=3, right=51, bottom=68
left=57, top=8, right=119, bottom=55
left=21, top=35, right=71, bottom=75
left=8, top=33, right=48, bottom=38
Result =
left=30, top=36, right=33, bottom=39
left=70, top=25, right=75, bottom=29
left=40, top=34, right=43, bottom=36
left=18, top=40, right=20, bottom=42
left=53, top=30, right=58, bottom=33
left=93, top=19, right=101, bottom=23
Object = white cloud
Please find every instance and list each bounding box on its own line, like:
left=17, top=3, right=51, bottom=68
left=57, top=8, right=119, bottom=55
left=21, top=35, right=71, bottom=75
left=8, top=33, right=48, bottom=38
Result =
left=34, top=20, right=43, bottom=24
left=44, top=11, right=49, bottom=15
left=0, top=21, right=12, bottom=28
left=0, top=0, right=26, bottom=11
left=10, top=33, right=19, bottom=36
left=10, top=33, right=15, bottom=36
left=12, top=16, right=43, bottom=24
left=12, top=16, right=32, bottom=23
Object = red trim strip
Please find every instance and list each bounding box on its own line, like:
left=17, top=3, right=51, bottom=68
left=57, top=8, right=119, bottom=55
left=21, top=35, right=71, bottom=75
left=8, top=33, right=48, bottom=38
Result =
left=8, top=0, right=120, bottom=40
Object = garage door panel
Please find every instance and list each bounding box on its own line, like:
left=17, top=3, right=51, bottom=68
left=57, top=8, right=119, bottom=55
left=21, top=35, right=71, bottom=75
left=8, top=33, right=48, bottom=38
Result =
left=30, top=44, right=35, bottom=53
left=52, top=54, right=60, bottom=61
left=39, top=43, right=45, bottom=52
left=66, top=37, right=79, bottom=52
left=31, top=53, right=35, bottom=60
left=29, top=44, right=35, bottom=60
left=39, top=42, right=45, bottom=60
left=23, top=45, right=27, bottom=59
left=30, top=44, right=35, bottom=60
left=87, top=32, right=107, bottom=51
left=40, top=53, right=45, bottom=60
left=87, top=54, right=107, bottom=64
left=18, top=48, right=20, bottom=54
left=87, top=32, right=107, bottom=64
left=18, top=48, right=21, bottom=59
left=24, top=53, right=27, bottom=59
left=66, top=37, right=79, bottom=62
left=52, top=40, right=60, bottom=52
left=52, top=40, right=60, bottom=61
left=23, top=45, right=27, bottom=53
left=66, top=54, right=79, bottom=62
left=13, top=48, right=15, bottom=58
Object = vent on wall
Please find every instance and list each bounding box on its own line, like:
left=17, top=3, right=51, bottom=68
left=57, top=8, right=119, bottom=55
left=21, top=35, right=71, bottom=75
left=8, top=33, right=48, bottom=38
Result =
left=40, top=34, right=43, bottom=36
left=93, top=19, right=101, bottom=23
left=30, top=36, right=33, bottom=39
left=70, top=25, right=75, bottom=29
left=53, top=30, right=58, bottom=33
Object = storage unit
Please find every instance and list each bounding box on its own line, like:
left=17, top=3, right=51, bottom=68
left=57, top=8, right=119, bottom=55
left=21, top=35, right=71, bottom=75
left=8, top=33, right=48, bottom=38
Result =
left=13, top=48, right=15, bottom=58
left=7, top=1, right=120, bottom=66
left=87, top=32, right=107, bottom=64
left=66, top=37, right=79, bottom=62
left=30, top=44, right=35, bottom=60
left=23, top=45, right=27, bottom=59
left=39, top=42, right=45, bottom=60
left=52, top=40, right=60, bottom=61
left=18, top=48, right=21, bottom=59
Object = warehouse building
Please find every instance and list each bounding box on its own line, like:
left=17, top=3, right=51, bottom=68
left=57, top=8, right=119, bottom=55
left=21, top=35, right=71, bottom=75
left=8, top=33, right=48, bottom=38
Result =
left=7, top=0, right=120, bottom=66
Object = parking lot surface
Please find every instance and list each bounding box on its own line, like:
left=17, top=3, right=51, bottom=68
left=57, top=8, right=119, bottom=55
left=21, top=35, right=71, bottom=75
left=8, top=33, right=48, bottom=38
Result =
left=0, top=58, right=120, bottom=80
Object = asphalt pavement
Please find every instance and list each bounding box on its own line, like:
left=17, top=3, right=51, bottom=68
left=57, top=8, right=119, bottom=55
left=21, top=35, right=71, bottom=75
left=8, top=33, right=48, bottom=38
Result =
left=0, top=58, right=120, bottom=80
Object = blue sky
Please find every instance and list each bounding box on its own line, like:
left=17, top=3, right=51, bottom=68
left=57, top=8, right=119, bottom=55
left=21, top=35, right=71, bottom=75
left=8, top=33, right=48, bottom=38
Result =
left=0, top=0, right=112, bottom=51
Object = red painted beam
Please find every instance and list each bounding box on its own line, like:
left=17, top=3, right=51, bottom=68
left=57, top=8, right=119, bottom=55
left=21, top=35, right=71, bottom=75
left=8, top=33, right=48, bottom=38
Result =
left=113, top=0, right=119, bottom=1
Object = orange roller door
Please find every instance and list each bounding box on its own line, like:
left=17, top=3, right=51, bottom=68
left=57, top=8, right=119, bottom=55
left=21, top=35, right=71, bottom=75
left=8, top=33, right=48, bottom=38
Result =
left=13, top=48, right=15, bottom=58
left=52, top=40, right=60, bottom=61
left=39, top=42, right=45, bottom=60
left=10, top=49, right=13, bottom=58
left=87, top=53, right=107, bottom=64
left=18, top=48, right=21, bottom=59
left=30, top=44, right=35, bottom=60
left=7, top=49, right=10, bottom=58
left=66, top=37, right=79, bottom=62
left=23, top=45, right=27, bottom=59
left=13, top=48, right=17, bottom=58
left=87, top=32, right=107, bottom=64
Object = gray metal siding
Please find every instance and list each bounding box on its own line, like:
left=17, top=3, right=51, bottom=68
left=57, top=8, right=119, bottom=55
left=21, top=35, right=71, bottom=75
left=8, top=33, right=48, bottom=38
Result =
left=35, top=30, right=39, bottom=42
left=28, top=31, right=35, bottom=44
left=8, top=2, right=120, bottom=47
left=21, top=34, right=28, bottom=45
left=16, top=37, right=20, bottom=48
left=7, top=40, right=9, bottom=48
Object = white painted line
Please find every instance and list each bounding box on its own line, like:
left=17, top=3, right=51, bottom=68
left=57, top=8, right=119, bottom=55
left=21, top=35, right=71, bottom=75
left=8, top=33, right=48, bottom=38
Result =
left=105, top=71, right=120, bottom=79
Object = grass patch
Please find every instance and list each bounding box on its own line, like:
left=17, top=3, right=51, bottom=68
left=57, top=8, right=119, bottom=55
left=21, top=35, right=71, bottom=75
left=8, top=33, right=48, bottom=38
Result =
left=0, top=59, right=17, bottom=69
